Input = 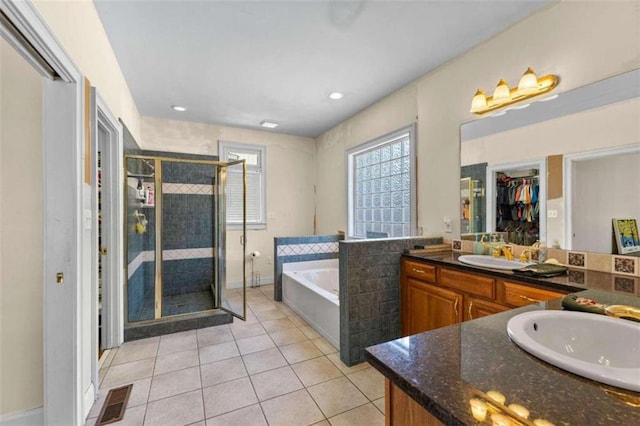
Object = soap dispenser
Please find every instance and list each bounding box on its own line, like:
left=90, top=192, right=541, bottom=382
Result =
left=474, top=234, right=486, bottom=255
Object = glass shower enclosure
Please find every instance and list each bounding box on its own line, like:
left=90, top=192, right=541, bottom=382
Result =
left=125, top=154, right=246, bottom=326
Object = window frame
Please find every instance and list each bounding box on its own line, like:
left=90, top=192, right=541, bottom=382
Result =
left=345, top=124, right=417, bottom=239
left=219, top=140, right=267, bottom=230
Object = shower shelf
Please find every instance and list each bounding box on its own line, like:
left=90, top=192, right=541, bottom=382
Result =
left=139, top=203, right=155, bottom=208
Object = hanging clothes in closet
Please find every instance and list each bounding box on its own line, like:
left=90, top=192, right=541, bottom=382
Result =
left=495, top=175, right=540, bottom=245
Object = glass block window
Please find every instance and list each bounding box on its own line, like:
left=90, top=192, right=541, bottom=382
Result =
left=347, top=125, right=416, bottom=238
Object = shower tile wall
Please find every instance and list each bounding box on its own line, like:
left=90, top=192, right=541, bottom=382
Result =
left=126, top=156, right=156, bottom=323
left=162, top=161, right=216, bottom=301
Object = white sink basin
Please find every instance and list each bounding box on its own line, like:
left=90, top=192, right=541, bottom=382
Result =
left=507, top=310, right=640, bottom=391
left=458, top=254, right=532, bottom=270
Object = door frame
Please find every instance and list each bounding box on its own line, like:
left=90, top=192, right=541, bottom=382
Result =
left=1, top=1, right=87, bottom=424
left=563, top=144, right=640, bottom=250
left=95, top=92, right=124, bottom=349
left=485, top=158, right=547, bottom=243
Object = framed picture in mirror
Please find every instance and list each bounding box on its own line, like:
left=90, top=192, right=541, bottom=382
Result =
left=612, top=218, right=640, bottom=255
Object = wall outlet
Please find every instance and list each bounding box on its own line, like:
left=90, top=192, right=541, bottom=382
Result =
left=266, top=256, right=272, bottom=265
left=443, top=216, right=452, bottom=233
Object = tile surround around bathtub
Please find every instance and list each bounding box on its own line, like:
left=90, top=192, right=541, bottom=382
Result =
left=612, top=256, right=637, bottom=276
left=277, top=242, right=339, bottom=256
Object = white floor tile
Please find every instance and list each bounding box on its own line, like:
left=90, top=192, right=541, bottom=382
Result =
left=202, top=377, right=258, bottom=419
left=144, top=389, right=204, bottom=426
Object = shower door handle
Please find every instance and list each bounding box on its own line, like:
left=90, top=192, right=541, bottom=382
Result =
left=240, top=235, right=245, bottom=246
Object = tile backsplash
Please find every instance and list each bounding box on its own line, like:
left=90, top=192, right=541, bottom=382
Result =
left=445, top=238, right=640, bottom=277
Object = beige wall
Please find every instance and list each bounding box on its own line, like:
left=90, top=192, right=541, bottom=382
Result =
left=315, top=83, right=418, bottom=234
left=141, top=117, right=316, bottom=283
left=33, top=0, right=142, bottom=141
left=315, top=0, right=640, bottom=237
left=0, top=39, right=44, bottom=416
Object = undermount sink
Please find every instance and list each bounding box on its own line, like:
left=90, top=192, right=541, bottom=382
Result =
left=507, top=310, right=640, bottom=391
left=458, top=254, right=533, bottom=270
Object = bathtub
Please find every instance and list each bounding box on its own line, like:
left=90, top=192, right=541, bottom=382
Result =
left=282, top=259, right=339, bottom=349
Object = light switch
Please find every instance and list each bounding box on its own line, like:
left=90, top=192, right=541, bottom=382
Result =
left=547, top=209, right=558, bottom=218
left=84, top=209, right=92, bottom=229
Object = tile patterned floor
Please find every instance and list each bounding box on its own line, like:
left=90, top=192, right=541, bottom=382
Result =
left=87, top=285, right=385, bottom=426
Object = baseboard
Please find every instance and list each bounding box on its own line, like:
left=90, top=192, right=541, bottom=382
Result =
left=83, top=382, right=96, bottom=420
left=0, top=407, right=43, bottom=426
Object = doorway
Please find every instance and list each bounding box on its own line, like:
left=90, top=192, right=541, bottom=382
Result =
left=486, top=159, right=547, bottom=245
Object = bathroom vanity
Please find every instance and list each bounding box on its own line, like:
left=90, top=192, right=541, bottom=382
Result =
left=366, top=253, right=640, bottom=425
left=400, top=255, right=568, bottom=336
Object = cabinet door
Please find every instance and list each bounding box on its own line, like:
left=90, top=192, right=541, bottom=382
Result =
left=465, top=297, right=509, bottom=321
left=503, top=281, right=566, bottom=307
left=407, top=279, right=463, bottom=335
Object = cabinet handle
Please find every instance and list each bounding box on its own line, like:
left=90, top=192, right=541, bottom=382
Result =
left=468, top=301, right=474, bottom=320
left=520, top=295, right=543, bottom=303
left=454, top=298, right=459, bottom=318
left=412, top=268, right=425, bottom=274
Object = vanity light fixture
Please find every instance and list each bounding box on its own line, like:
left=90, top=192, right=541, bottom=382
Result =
left=171, top=105, right=187, bottom=112
left=329, top=92, right=344, bottom=100
left=470, top=68, right=559, bottom=115
left=259, top=120, right=279, bottom=129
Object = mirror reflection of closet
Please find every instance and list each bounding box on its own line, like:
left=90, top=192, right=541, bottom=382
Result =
left=485, top=159, right=547, bottom=246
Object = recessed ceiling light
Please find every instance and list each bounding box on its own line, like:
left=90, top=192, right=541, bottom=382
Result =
left=260, top=120, right=278, bottom=129
left=171, top=105, right=187, bottom=112
left=329, top=92, right=344, bottom=100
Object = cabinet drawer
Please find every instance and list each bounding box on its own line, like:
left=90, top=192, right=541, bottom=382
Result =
left=503, top=281, right=566, bottom=307
left=439, top=268, right=495, bottom=299
left=404, top=260, right=436, bottom=283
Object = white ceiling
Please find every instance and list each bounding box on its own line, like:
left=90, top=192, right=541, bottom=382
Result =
left=94, top=0, right=550, bottom=138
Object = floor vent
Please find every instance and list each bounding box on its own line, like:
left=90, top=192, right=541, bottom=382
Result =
left=95, top=384, right=133, bottom=425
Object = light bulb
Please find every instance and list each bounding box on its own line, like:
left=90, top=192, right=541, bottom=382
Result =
left=493, top=79, right=512, bottom=104
left=491, top=413, right=512, bottom=426
left=486, top=390, right=506, bottom=405
left=470, top=89, right=488, bottom=113
left=517, top=67, right=539, bottom=95
left=508, top=404, right=530, bottom=419
left=469, top=398, right=488, bottom=421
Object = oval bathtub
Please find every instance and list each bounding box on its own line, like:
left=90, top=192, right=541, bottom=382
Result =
left=282, top=259, right=339, bottom=349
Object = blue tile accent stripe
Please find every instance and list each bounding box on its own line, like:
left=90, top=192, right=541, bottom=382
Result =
left=273, top=235, right=344, bottom=301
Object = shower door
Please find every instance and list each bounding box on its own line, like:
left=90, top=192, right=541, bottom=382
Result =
left=214, top=160, right=247, bottom=320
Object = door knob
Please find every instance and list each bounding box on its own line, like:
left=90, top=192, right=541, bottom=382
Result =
left=100, top=247, right=108, bottom=255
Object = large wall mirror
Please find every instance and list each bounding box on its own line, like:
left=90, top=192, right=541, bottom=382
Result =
left=460, top=69, right=640, bottom=254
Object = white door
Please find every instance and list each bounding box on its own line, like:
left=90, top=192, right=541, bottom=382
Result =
left=1, top=1, right=87, bottom=424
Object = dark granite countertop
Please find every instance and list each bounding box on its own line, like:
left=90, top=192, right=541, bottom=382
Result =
left=403, top=252, right=640, bottom=296
left=365, top=288, right=640, bottom=425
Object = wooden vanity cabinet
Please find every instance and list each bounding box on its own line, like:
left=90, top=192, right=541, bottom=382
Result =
left=405, top=279, right=463, bottom=335
left=401, top=258, right=568, bottom=336
left=465, top=297, right=509, bottom=320
left=503, top=281, right=565, bottom=308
